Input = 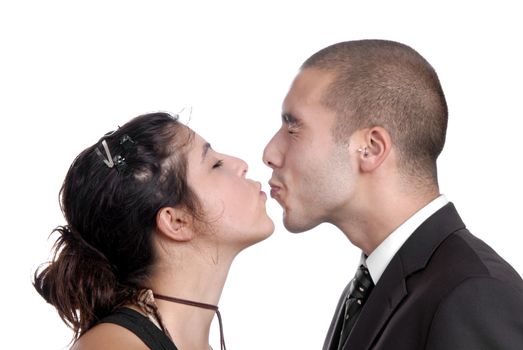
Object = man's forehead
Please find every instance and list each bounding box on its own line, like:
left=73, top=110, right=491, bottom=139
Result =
left=283, top=68, right=334, bottom=112
left=287, top=68, right=333, bottom=101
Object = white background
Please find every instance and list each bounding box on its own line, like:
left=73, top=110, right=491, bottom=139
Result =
left=1, top=1, right=522, bottom=349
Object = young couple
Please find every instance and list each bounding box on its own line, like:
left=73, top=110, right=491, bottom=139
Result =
left=35, top=40, right=523, bottom=350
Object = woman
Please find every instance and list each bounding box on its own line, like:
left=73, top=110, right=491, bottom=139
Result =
left=33, top=112, right=274, bottom=350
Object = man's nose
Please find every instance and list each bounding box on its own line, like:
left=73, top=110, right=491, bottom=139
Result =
left=262, top=133, right=283, bottom=169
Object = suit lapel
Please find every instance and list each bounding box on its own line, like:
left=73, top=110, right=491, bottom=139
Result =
left=342, top=203, right=466, bottom=349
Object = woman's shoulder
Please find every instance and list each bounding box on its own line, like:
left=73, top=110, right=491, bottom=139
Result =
left=71, top=322, right=150, bottom=350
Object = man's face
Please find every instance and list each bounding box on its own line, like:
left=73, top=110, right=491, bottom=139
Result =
left=263, top=68, right=356, bottom=233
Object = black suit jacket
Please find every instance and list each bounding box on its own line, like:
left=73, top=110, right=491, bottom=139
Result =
left=323, top=203, right=523, bottom=350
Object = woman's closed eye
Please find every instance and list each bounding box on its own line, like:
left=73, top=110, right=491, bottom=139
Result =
left=213, top=159, right=224, bottom=169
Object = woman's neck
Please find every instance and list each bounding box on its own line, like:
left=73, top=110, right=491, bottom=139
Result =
left=148, top=246, right=235, bottom=350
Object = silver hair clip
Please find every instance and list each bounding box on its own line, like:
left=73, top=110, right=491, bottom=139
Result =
left=95, top=134, right=136, bottom=172
left=95, top=140, right=115, bottom=168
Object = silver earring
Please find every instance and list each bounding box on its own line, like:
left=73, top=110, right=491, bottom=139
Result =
left=357, top=147, right=369, bottom=157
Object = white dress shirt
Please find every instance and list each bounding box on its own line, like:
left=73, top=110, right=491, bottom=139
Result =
left=362, top=195, right=449, bottom=285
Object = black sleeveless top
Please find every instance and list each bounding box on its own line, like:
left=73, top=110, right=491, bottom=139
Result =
left=99, top=308, right=178, bottom=350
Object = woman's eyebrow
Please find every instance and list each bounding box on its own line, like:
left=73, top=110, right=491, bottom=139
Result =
left=201, top=142, right=212, bottom=162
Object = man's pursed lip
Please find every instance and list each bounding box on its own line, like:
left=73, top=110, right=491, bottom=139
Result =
left=268, top=181, right=281, bottom=198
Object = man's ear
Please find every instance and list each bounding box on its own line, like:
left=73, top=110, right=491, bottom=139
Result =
left=358, top=126, right=392, bottom=172
left=156, top=207, right=194, bottom=242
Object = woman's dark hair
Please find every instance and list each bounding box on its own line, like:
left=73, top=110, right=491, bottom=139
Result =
left=33, top=112, right=201, bottom=339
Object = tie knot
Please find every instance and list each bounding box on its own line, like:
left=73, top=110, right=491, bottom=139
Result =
left=351, top=265, right=374, bottom=299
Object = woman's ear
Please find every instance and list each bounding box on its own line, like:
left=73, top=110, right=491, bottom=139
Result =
left=156, top=207, right=194, bottom=242
left=358, top=126, right=392, bottom=172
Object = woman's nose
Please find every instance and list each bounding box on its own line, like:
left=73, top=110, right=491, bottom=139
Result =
left=234, top=157, right=248, bottom=177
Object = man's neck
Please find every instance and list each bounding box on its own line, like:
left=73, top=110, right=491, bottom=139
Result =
left=335, top=190, right=440, bottom=255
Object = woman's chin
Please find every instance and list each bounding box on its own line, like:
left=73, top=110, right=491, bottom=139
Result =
left=234, top=221, right=275, bottom=252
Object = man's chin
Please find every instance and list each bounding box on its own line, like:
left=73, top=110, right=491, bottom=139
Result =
left=283, top=211, right=316, bottom=233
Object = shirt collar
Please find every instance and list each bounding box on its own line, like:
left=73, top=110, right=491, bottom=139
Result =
left=362, top=195, right=449, bottom=284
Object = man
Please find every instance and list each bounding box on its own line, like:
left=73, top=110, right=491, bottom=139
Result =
left=263, top=40, right=523, bottom=349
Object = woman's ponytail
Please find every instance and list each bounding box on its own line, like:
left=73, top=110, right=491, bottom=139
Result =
left=33, top=225, right=120, bottom=338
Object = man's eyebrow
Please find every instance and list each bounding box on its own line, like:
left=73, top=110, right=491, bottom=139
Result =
left=202, top=142, right=211, bottom=162
left=282, top=113, right=299, bottom=125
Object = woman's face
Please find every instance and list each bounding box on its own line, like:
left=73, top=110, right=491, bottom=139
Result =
left=185, top=131, right=274, bottom=250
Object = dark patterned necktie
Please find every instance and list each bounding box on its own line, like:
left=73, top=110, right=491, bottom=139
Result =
left=338, top=264, right=375, bottom=349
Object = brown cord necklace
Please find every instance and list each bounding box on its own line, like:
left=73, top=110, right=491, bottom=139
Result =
left=153, top=293, right=226, bottom=350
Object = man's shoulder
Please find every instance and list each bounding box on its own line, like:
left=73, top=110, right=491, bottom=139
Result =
left=431, top=228, right=523, bottom=288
